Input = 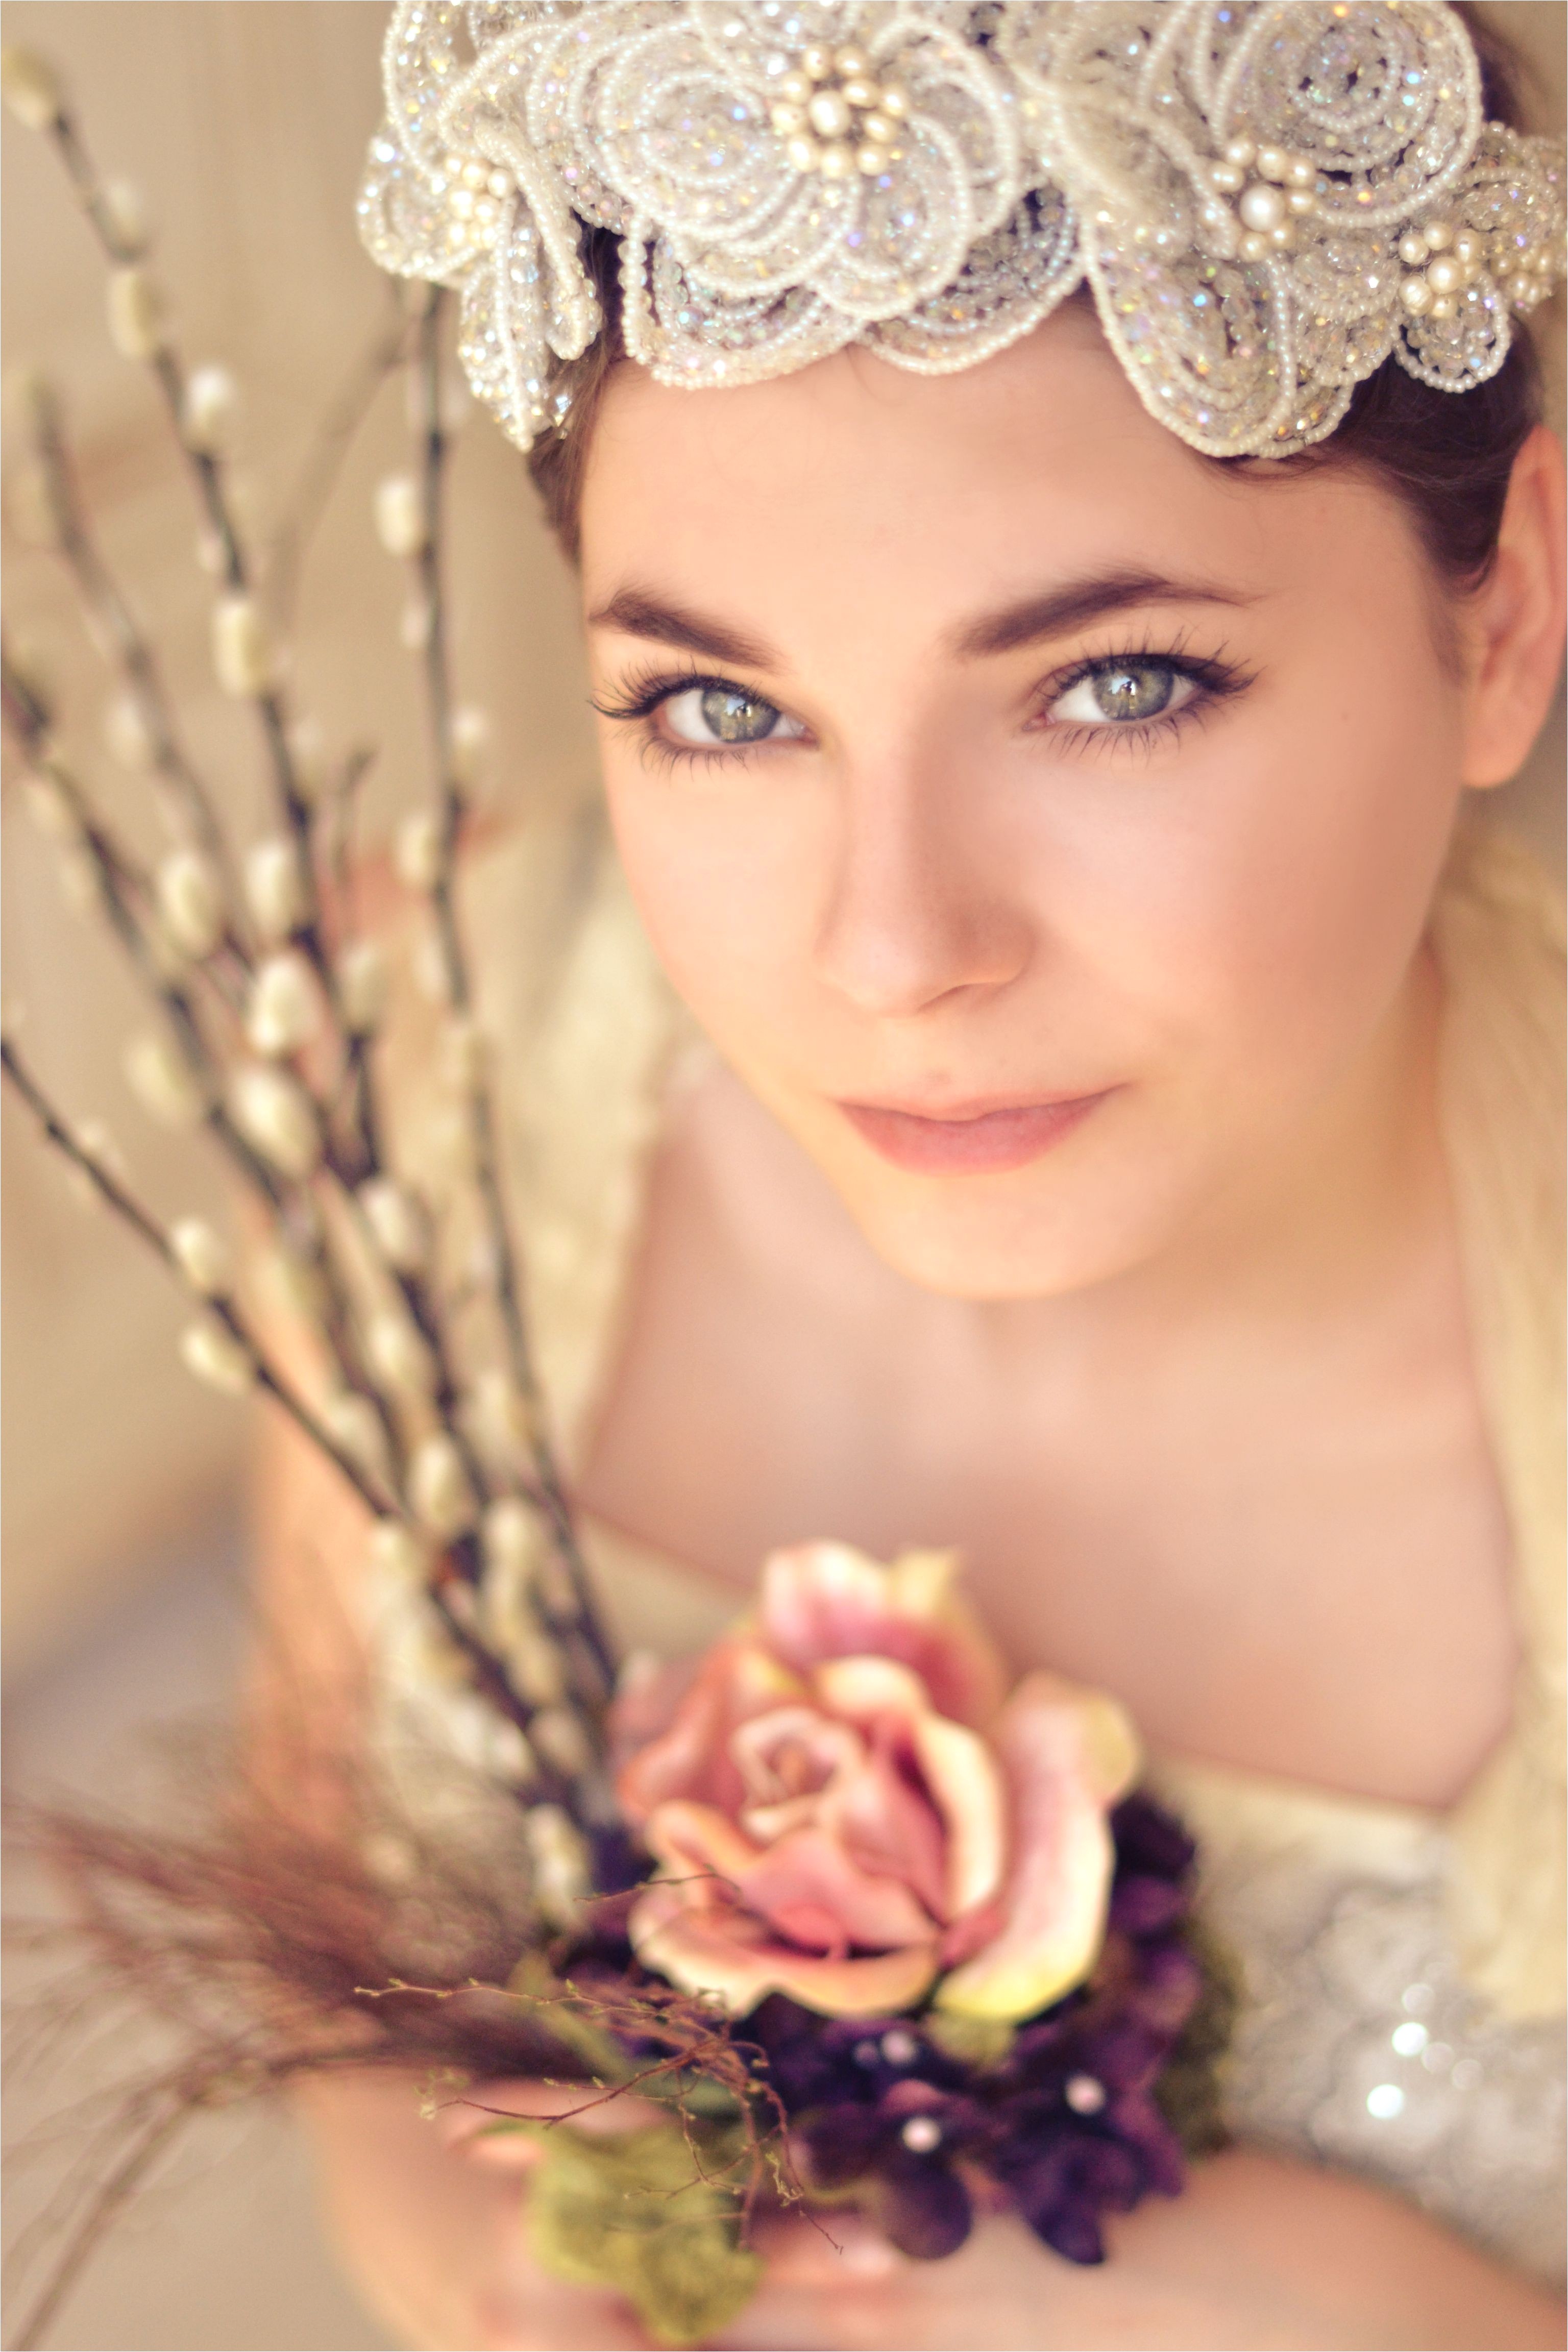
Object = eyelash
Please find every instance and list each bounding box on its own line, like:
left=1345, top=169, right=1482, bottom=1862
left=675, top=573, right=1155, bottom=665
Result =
left=589, top=667, right=778, bottom=775
left=590, top=640, right=1254, bottom=772
left=1031, top=632, right=1254, bottom=763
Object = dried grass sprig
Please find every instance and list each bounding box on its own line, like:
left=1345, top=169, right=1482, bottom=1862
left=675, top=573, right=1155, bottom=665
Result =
left=3, top=1716, right=594, bottom=2352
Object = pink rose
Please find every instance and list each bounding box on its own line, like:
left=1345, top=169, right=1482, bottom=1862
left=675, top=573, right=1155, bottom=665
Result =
left=613, top=1543, right=1140, bottom=2022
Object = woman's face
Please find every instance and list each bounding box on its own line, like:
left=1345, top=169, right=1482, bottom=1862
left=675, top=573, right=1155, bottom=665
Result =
left=579, top=305, right=1469, bottom=1301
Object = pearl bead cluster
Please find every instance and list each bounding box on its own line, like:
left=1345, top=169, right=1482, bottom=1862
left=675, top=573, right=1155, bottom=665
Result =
left=1207, top=134, right=1319, bottom=261
left=364, top=0, right=1566, bottom=464
left=437, top=150, right=514, bottom=256
left=1398, top=216, right=1556, bottom=317
left=767, top=44, right=910, bottom=182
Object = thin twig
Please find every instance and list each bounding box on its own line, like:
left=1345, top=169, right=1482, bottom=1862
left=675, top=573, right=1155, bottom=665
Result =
left=327, top=1168, right=494, bottom=1510
left=8, top=2089, right=193, bottom=2352
left=425, top=1578, right=580, bottom=1809
left=37, top=68, right=620, bottom=1744
left=0, top=681, right=283, bottom=1207
left=43, top=103, right=333, bottom=983
left=325, top=745, right=377, bottom=917
left=0, top=1037, right=390, bottom=1520
left=264, top=287, right=413, bottom=631
left=21, top=377, right=239, bottom=910
left=1, top=651, right=155, bottom=910
left=371, top=1969, right=802, bottom=2246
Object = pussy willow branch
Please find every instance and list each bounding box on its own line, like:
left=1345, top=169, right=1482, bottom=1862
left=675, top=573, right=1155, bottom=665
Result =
left=279, top=1190, right=407, bottom=1492
left=2, top=644, right=254, bottom=1056
left=22, top=376, right=240, bottom=915
left=7, top=406, right=398, bottom=1439
left=8, top=1031, right=574, bottom=1786
left=425, top=1579, right=582, bottom=1808
left=29, top=102, right=394, bottom=1351
left=1, top=750, right=567, bottom=1784
left=0, top=665, right=284, bottom=1204
left=411, top=290, right=617, bottom=1706
left=0, top=1037, right=390, bottom=1518
left=7, top=616, right=374, bottom=1374
left=328, top=1170, right=494, bottom=1508
left=11, top=69, right=612, bottom=1816
left=2, top=726, right=570, bottom=1804
left=39, top=93, right=333, bottom=986
left=324, top=745, right=385, bottom=1166
left=2, top=647, right=154, bottom=912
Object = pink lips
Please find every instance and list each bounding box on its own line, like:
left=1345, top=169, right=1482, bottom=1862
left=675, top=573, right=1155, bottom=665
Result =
left=839, top=1091, right=1108, bottom=1174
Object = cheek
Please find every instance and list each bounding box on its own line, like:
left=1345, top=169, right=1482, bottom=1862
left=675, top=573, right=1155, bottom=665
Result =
left=601, top=747, right=818, bottom=1038
left=1061, top=630, right=1462, bottom=1122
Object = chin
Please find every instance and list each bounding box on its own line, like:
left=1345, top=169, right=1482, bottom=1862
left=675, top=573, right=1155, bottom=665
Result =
left=824, top=1153, right=1173, bottom=1303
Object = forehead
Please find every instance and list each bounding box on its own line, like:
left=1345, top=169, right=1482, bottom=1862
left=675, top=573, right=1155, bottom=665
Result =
left=577, top=301, right=1354, bottom=650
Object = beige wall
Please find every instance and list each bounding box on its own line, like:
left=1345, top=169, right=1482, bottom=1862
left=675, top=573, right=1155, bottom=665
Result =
left=3, top=3, right=1563, bottom=1679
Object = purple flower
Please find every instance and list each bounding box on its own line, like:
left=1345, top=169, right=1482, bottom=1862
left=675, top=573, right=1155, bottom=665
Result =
left=1111, top=1874, right=1189, bottom=1936
left=593, top=1782, right=1216, bottom=2267
left=1110, top=1794, right=1196, bottom=1882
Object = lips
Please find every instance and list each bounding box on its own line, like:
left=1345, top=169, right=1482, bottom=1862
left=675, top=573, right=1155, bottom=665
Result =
left=838, top=1092, right=1109, bottom=1175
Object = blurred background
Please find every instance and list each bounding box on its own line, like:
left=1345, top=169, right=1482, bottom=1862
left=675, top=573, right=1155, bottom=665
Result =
left=1, top=6, right=1562, bottom=2347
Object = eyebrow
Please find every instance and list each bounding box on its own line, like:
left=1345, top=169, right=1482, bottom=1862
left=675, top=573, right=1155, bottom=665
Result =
left=587, top=567, right=1255, bottom=674
left=944, top=568, right=1257, bottom=659
left=586, top=587, right=777, bottom=671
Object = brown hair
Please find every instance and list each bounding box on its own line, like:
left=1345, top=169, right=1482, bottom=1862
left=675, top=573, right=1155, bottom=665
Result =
left=526, top=4, right=1543, bottom=590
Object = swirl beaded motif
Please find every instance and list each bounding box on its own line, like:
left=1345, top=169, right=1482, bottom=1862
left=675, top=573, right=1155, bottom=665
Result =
left=360, top=3, right=1564, bottom=460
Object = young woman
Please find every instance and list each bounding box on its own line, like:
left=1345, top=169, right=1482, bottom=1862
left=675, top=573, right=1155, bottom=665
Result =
left=266, top=6, right=1568, bottom=2344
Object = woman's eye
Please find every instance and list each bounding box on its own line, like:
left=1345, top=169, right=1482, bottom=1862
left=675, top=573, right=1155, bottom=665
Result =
left=662, top=684, right=805, bottom=747
left=1046, top=660, right=1196, bottom=728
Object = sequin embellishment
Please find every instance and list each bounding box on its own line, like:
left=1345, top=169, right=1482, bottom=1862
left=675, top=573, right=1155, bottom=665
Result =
left=359, top=5, right=1564, bottom=459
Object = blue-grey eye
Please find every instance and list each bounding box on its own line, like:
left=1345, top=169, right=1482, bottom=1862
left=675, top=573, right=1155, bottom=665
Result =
left=1049, top=660, right=1194, bottom=727
left=662, top=684, right=806, bottom=746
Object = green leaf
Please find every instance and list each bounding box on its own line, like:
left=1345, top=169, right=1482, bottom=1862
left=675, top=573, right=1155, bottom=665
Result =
left=523, top=2115, right=762, bottom=2348
left=922, top=2010, right=1015, bottom=2070
left=1153, top=1919, right=1240, bottom=2159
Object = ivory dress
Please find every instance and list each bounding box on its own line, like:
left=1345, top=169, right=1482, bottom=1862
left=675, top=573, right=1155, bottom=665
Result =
left=385, top=807, right=1566, bottom=2286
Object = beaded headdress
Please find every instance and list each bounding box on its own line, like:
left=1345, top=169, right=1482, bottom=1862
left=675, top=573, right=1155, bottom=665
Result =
left=360, top=0, right=1565, bottom=462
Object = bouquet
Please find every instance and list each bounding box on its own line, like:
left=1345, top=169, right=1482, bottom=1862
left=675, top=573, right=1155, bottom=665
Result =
left=0, top=38, right=1229, bottom=2350
left=498, top=1539, right=1230, bottom=2343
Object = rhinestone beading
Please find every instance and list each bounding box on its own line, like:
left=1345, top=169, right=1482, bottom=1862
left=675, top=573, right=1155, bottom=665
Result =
left=357, top=2, right=1565, bottom=459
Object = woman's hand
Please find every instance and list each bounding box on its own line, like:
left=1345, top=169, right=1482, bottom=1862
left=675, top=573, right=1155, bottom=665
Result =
left=710, top=2153, right=1566, bottom=2352
left=300, top=2071, right=1564, bottom=2352
left=299, top=2072, right=669, bottom=2351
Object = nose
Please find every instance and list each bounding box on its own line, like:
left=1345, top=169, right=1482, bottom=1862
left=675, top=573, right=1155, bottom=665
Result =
left=811, top=755, right=1032, bottom=1019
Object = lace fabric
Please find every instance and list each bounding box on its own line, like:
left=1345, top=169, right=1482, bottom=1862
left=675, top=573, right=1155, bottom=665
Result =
left=1157, top=1755, right=1566, bottom=2283
left=384, top=803, right=1564, bottom=2280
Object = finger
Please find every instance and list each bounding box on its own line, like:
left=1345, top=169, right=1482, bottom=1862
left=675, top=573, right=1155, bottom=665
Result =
left=750, top=2207, right=902, bottom=2287
left=703, top=2212, right=909, bottom=2352
left=474, top=2278, right=653, bottom=2351
left=707, top=2273, right=905, bottom=2352
left=453, top=2127, right=546, bottom=2173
